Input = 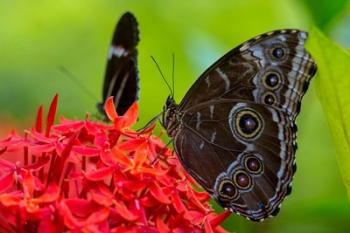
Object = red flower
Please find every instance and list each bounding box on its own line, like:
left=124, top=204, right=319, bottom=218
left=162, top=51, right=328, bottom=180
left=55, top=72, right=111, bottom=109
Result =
left=0, top=95, right=231, bottom=232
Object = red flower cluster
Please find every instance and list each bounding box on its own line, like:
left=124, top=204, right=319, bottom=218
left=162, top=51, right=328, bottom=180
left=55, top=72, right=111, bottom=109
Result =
left=0, top=95, right=230, bottom=233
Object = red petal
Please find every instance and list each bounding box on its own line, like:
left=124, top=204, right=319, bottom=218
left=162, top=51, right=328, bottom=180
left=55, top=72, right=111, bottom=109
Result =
left=30, top=131, right=55, bottom=144
left=115, top=102, right=138, bottom=128
left=204, top=218, right=215, bottom=233
left=58, top=201, right=83, bottom=228
left=209, top=211, right=231, bottom=228
left=72, top=145, right=100, bottom=156
left=0, top=147, right=7, bottom=156
left=90, top=185, right=114, bottom=206
left=124, top=102, right=138, bottom=125
left=85, top=208, right=110, bottom=224
left=193, top=190, right=211, bottom=202
left=114, top=200, right=139, bottom=221
left=100, top=150, right=118, bottom=167
left=85, top=167, right=113, bottom=181
left=0, top=173, right=14, bottom=193
left=173, top=227, right=201, bottom=233
left=157, top=172, right=176, bottom=187
left=30, top=143, right=55, bottom=154
left=21, top=170, right=38, bottom=196
left=137, top=167, right=168, bottom=176
left=146, top=139, right=159, bottom=161
left=0, top=193, right=20, bottom=206
left=139, top=195, right=159, bottom=208
left=156, top=216, right=170, bottom=233
left=94, top=132, right=109, bottom=148
left=134, top=148, right=148, bottom=167
left=0, top=159, right=16, bottom=170
left=27, top=206, right=53, bottom=218
left=118, top=138, right=146, bottom=151
left=187, top=187, right=211, bottom=212
left=35, top=105, right=43, bottom=133
left=38, top=219, right=59, bottom=233
left=105, top=96, right=118, bottom=121
left=64, top=198, right=97, bottom=216
left=149, top=183, right=171, bottom=204
left=123, top=180, right=148, bottom=192
left=85, top=120, right=111, bottom=133
left=53, top=120, right=84, bottom=132
left=33, top=183, right=59, bottom=203
left=109, top=146, right=132, bottom=167
left=48, top=135, right=76, bottom=184
left=45, top=94, right=59, bottom=137
left=0, top=135, right=23, bottom=149
left=183, top=210, right=205, bottom=225
left=171, top=190, right=187, bottom=213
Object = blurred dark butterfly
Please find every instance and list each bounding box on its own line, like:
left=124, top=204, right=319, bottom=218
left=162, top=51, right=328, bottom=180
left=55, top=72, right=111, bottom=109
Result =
left=162, top=29, right=317, bottom=221
left=97, top=12, right=139, bottom=116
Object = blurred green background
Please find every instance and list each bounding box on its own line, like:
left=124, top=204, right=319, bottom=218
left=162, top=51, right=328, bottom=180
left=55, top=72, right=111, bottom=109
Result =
left=1, top=0, right=350, bottom=232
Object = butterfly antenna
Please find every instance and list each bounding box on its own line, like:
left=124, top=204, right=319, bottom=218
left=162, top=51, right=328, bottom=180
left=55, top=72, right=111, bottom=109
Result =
left=172, top=53, right=175, bottom=99
left=137, top=111, right=163, bottom=133
left=150, top=56, right=173, bottom=97
left=59, top=66, right=98, bottom=101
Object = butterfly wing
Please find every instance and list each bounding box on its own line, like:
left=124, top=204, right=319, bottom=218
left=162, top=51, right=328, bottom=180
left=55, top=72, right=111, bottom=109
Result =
left=174, top=100, right=295, bottom=220
left=98, top=12, right=140, bottom=116
left=172, top=30, right=316, bottom=221
left=179, top=29, right=316, bottom=120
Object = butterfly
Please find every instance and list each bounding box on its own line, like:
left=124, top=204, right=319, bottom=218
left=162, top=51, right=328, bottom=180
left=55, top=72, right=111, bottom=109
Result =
left=97, top=12, right=140, bottom=116
left=161, top=29, right=317, bottom=221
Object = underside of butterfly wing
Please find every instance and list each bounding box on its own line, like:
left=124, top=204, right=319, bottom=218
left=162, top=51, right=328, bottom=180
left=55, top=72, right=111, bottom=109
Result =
left=174, top=100, right=295, bottom=221
left=164, top=29, right=317, bottom=221
left=179, top=30, right=316, bottom=120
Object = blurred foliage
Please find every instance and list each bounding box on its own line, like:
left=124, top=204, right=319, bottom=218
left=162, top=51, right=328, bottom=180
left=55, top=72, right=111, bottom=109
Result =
left=300, top=0, right=349, bottom=30
left=0, top=0, right=350, bottom=232
left=307, top=27, right=350, bottom=199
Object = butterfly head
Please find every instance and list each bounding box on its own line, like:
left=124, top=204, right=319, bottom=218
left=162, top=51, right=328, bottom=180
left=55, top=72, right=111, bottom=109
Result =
left=161, top=96, right=179, bottom=137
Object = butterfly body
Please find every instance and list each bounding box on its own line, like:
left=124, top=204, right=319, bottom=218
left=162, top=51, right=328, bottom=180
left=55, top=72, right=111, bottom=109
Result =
left=162, top=29, right=317, bottom=221
left=97, top=12, right=139, bottom=116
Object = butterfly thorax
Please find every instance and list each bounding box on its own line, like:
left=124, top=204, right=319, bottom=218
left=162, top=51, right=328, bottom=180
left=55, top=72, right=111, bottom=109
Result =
left=162, top=96, right=180, bottom=137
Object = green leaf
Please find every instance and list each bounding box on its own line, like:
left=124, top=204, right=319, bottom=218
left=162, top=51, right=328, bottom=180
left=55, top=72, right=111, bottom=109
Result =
left=300, top=0, right=349, bottom=30
left=306, top=26, right=350, bottom=199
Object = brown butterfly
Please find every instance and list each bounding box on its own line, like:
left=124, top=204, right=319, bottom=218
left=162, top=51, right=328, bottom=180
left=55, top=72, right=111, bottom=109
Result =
left=161, top=29, right=317, bottom=221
